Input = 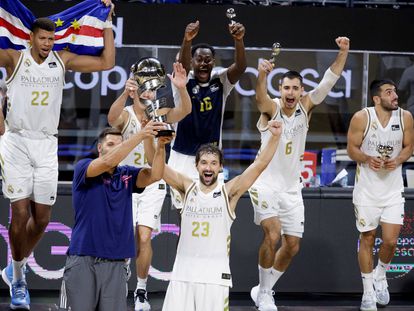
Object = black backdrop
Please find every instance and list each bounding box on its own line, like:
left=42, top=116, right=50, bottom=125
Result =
left=21, top=1, right=414, bottom=52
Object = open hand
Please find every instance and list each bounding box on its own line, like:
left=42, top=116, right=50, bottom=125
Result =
left=168, top=62, right=187, bottom=89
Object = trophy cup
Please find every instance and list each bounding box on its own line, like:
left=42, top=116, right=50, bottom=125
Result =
left=226, top=8, right=236, bottom=26
left=130, top=57, right=175, bottom=137
left=270, top=42, right=281, bottom=66
left=376, top=144, right=394, bottom=164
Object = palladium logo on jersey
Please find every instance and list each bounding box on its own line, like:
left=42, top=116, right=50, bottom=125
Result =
left=184, top=204, right=223, bottom=218
left=283, top=123, right=305, bottom=139
left=20, top=75, right=60, bottom=88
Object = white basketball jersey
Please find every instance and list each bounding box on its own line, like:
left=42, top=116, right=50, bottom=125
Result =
left=171, top=182, right=235, bottom=287
left=120, top=105, right=149, bottom=168
left=353, top=107, right=405, bottom=206
left=253, top=98, right=309, bottom=192
left=6, top=49, right=65, bottom=136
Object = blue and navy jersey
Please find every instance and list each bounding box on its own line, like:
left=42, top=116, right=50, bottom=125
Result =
left=68, top=158, right=144, bottom=260
left=172, top=68, right=234, bottom=155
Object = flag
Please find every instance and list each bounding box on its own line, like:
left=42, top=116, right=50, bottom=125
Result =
left=0, top=0, right=111, bottom=56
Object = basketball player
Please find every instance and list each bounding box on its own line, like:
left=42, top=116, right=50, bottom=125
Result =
left=168, top=20, right=246, bottom=208
left=107, top=61, right=191, bottom=311
left=249, top=37, right=350, bottom=311
left=347, top=79, right=413, bottom=311
left=0, top=1, right=115, bottom=309
left=151, top=119, right=281, bottom=311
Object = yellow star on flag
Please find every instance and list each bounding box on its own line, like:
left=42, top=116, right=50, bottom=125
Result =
left=71, top=19, right=81, bottom=31
left=55, top=18, right=64, bottom=27
left=71, top=35, right=76, bottom=42
left=63, top=45, right=70, bottom=51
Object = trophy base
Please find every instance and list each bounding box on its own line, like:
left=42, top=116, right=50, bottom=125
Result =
left=156, top=129, right=175, bottom=137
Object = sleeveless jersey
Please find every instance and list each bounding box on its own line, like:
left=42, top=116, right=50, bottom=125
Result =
left=353, top=107, right=405, bottom=206
left=120, top=105, right=149, bottom=168
left=171, top=182, right=235, bottom=287
left=253, top=98, right=309, bottom=192
left=172, top=68, right=233, bottom=155
left=6, top=49, right=65, bottom=137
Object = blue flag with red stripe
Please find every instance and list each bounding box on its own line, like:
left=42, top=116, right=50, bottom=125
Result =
left=0, top=0, right=111, bottom=55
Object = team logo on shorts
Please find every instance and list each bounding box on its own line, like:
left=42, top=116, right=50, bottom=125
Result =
left=7, top=185, right=14, bottom=194
left=50, top=196, right=55, bottom=201
left=261, top=201, right=268, bottom=210
left=359, top=218, right=366, bottom=227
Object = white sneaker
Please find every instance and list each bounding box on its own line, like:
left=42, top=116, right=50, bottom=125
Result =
left=250, top=284, right=259, bottom=307
left=134, top=289, right=150, bottom=311
left=257, top=289, right=278, bottom=311
left=373, top=274, right=390, bottom=306
left=360, top=291, right=377, bottom=311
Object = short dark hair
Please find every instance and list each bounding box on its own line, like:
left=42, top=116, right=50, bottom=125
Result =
left=32, top=18, right=56, bottom=33
left=97, top=127, right=122, bottom=145
left=191, top=43, right=215, bottom=58
left=370, top=79, right=397, bottom=99
left=195, top=144, right=223, bottom=165
left=280, top=70, right=303, bottom=86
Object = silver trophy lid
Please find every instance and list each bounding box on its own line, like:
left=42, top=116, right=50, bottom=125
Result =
left=131, top=57, right=166, bottom=92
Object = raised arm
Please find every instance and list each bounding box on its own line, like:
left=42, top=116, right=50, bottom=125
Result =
left=136, top=136, right=169, bottom=188
left=225, top=120, right=282, bottom=212
left=304, top=36, right=350, bottom=112
left=226, top=22, right=247, bottom=84
left=108, top=78, right=138, bottom=130
left=347, top=110, right=383, bottom=171
left=165, top=62, right=191, bottom=123
left=179, top=21, right=199, bottom=73
left=143, top=135, right=192, bottom=195
left=384, top=110, right=414, bottom=170
left=0, top=99, right=5, bottom=135
left=0, top=49, right=20, bottom=77
left=256, top=59, right=277, bottom=120
left=86, top=121, right=164, bottom=178
left=59, top=1, right=115, bottom=72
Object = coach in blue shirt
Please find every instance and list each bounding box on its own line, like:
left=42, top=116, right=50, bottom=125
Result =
left=60, top=123, right=169, bottom=311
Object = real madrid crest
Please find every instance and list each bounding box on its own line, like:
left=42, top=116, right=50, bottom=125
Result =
left=7, top=185, right=14, bottom=194
left=192, top=85, right=200, bottom=94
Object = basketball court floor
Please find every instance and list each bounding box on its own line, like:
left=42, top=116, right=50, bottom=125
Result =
left=1, top=291, right=414, bottom=310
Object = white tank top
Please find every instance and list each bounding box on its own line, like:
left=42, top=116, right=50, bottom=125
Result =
left=353, top=107, right=405, bottom=206
left=120, top=105, right=149, bottom=168
left=171, top=182, right=235, bottom=287
left=120, top=106, right=165, bottom=190
left=253, top=98, right=309, bottom=192
left=6, top=49, right=65, bottom=137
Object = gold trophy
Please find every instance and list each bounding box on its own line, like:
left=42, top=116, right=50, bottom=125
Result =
left=130, top=57, right=174, bottom=137
left=270, top=42, right=281, bottom=66
left=226, top=8, right=236, bottom=26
